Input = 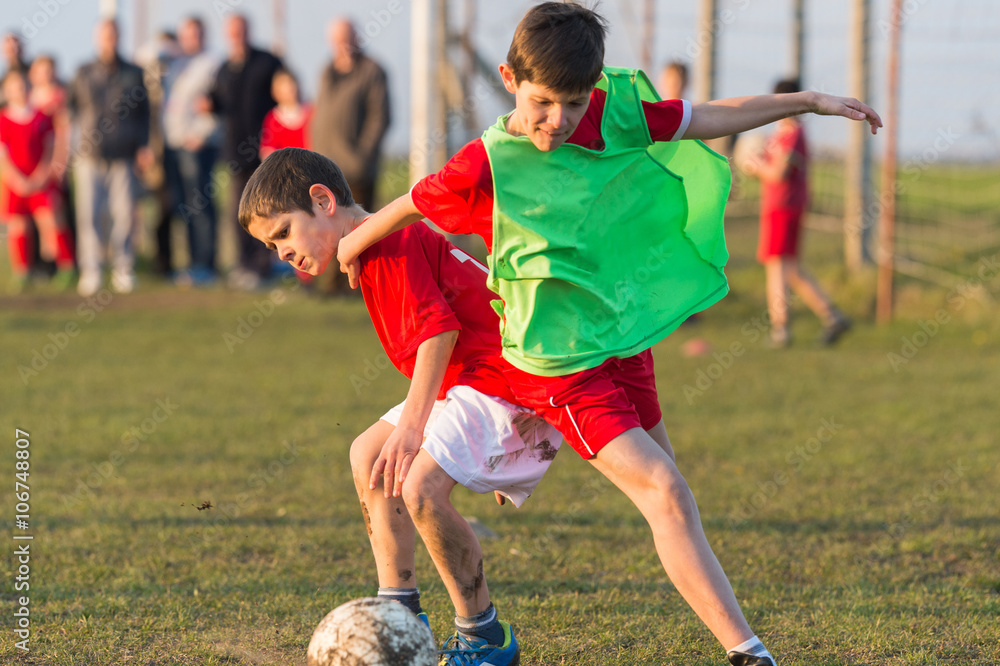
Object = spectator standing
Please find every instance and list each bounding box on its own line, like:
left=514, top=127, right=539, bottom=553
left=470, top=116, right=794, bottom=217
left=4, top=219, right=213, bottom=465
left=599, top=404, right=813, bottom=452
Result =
left=163, top=16, right=222, bottom=286
left=311, top=18, right=389, bottom=295
left=1, top=32, right=30, bottom=107
left=135, top=30, right=180, bottom=279
left=28, top=55, right=70, bottom=184
left=68, top=19, right=150, bottom=297
left=311, top=18, right=390, bottom=211
left=259, top=69, right=312, bottom=160
left=258, top=68, right=314, bottom=287
left=206, top=14, right=282, bottom=291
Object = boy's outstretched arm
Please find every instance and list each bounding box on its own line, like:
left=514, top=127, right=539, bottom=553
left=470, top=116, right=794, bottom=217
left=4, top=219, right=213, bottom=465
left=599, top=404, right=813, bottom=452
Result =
left=369, top=329, right=459, bottom=499
left=339, top=193, right=424, bottom=288
left=685, top=91, right=882, bottom=140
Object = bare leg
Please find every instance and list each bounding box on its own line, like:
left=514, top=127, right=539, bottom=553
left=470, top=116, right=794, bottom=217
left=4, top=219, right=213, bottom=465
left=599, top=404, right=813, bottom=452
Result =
left=782, top=257, right=839, bottom=325
left=645, top=419, right=675, bottom=461
left=402, top=450, right=491, bottom=617
left=589, top=427, right=754, bottom=649
left=349, top=420, right=418, bottom=588
left=764, top=258, right=790, bottom=334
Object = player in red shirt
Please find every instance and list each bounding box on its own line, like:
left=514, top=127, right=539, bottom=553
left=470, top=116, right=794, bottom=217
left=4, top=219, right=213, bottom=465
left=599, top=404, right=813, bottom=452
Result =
left=337, top=6, right=880, bottom=665
left=744, top=79, right=851, bottom=347
left=0, top=69, right=75, bottom=293
left=238, top=148, right=560, bottom=663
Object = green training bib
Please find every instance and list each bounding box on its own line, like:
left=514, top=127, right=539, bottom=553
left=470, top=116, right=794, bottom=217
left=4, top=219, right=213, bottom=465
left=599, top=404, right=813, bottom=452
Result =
left=483, top=66, right=731, bottom=376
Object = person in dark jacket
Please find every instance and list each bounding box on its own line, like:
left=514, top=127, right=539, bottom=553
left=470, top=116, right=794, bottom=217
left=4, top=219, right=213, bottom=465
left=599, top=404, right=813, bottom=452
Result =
left=68, top=19, right=150, bottom=296
left=204, top=13, right=282, bottom=290
left=310, top=18, right=390, bottom=296
left=311, top=19, right=390, bottom=211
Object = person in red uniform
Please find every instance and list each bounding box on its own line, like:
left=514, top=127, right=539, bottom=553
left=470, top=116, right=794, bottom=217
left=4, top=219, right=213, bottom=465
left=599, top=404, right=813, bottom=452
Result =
left=238, top=148, right=561, bottom=663
left=337, top=6, right=881, bottom=664
left=259, top=68, right=314, bottom=284
left=0, top=69, right=74, bottom=293
left=746, top=79, right=852, bottom=347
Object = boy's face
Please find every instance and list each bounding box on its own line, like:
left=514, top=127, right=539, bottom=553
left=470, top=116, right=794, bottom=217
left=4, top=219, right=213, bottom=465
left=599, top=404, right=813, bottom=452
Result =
left=247, top=202, right=337, bottom=276
left=499, top=63, right=591, bottom=152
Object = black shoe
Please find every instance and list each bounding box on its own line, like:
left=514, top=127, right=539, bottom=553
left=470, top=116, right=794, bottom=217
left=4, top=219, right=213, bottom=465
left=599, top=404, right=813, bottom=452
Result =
left=820, top=317, right=852, bottom=346
left=727, top=651, right=775, bottom=666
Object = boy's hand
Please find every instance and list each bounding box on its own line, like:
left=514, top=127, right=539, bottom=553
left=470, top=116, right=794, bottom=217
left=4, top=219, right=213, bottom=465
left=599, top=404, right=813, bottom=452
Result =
left=337, top=233, right=362, bottom=289
left=811, top=92, right=883, bottom=135
left=370, top=425, right=423, bottom=498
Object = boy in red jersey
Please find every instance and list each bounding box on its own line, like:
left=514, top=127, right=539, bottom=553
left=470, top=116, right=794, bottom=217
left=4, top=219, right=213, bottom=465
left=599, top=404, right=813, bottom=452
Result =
left=239, top=148, right=561, bottom=665
left=0, top=69, right=75, bottom=292
left=744, top=78, right=852, bottom=348
left=337, top=4, right=881, bottom=665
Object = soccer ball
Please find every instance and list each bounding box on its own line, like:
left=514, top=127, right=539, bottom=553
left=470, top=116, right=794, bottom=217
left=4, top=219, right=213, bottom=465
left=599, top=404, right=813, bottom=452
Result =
left=732, top=132, right=767, bottom=176
left=306, top=597, right=437, bottom=666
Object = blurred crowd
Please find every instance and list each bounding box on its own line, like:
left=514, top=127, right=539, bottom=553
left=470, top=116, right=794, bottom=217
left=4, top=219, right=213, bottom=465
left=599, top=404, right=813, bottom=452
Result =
left=0, top=14, right=390, bottom=297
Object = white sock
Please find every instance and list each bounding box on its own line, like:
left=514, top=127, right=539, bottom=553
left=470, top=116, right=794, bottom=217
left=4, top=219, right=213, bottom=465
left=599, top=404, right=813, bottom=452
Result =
left=729, top=635, right=775, bottom=663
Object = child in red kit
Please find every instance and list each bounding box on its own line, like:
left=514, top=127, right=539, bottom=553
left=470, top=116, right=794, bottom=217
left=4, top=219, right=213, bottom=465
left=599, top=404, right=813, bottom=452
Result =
left=746, top=79, right=851, bottom=347
left=260, top=69, right=313, bottom=159
left=239, top=148, right=562, bottom=665
left=0, top=69, right=75, bottom=293
left=260, top=68, right=314, bottom=285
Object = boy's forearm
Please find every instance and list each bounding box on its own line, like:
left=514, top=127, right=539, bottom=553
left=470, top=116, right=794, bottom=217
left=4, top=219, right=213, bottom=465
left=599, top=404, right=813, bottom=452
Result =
left=348, top=193, right=424, bottom=256
left=395, top=329, right=459, bottom=434
left=686, top=92, right=815, bottom=140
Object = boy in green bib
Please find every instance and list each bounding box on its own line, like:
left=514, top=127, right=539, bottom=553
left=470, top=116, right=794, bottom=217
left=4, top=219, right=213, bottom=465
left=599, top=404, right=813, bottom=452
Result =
left=339, top=3, right=881, bottom=664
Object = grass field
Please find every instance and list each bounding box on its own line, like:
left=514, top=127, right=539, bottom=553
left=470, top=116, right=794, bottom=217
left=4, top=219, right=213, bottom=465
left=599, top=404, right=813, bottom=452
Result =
left=1, top=220, right=998, bottom=665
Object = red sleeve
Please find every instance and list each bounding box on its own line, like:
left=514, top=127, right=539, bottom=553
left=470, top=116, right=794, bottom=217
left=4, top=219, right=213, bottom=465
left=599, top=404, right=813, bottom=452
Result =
left=573, top=88, right=687, bottom=146
left=358, top=228, right=462, bottom=370
left=410, top=139, right=495, bottom=246
left=642, top=98, right=686, bottom=142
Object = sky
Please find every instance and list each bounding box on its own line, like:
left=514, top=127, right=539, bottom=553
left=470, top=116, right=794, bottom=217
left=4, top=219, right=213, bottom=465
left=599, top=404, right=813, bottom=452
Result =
left=8, top=0, right=1000, bottom=161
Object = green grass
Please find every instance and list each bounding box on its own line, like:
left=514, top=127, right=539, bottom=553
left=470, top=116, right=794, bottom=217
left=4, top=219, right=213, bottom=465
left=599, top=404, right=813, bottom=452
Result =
left=1, top=223, right=999, bottom=665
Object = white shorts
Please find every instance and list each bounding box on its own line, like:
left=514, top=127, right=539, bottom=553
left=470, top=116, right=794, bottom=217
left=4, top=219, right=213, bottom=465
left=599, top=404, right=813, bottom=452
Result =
left=380, top=385, right=562, bottom=507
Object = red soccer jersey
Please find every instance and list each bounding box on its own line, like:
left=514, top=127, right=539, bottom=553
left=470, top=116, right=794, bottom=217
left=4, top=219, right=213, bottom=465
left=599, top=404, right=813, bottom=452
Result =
left=410, top=88, right=690, bottom=251
left=261, top=104, right=313, bottom=152
left=357, top=220, right=515, bottom=402
left=760, top=122, right=808, bottom=215
left=0, top=108, right=54, bottom=177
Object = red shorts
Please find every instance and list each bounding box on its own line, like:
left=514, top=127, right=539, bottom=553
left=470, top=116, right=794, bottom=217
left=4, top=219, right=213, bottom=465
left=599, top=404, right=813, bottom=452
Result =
left=2, top=182, right=58, bottom=217
left=503, top=349, right=662, bottom=459
left=757, top=208, right=803, bottom=263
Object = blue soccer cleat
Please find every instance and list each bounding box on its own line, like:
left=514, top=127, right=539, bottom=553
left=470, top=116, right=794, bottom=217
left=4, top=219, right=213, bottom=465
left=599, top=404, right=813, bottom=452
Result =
left=438, top=620, right=520, bottom=666
left=418, top=612, right=431, bottom=629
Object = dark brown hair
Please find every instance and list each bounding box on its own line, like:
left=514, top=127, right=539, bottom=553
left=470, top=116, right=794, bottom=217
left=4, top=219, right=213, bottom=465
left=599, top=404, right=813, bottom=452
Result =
left=506, top=2, right=608, bottom=94
left=238, top=148, right=355, bottom=230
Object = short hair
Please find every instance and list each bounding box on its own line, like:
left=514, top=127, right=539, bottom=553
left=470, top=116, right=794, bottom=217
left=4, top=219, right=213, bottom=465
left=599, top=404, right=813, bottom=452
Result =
left=238, top=148, right=355, bottom=230
left=183, top=15, right=205, bottom=35
left=664, top=60, right=688, bottom=85
left=2, top=67, right=26, bottom=87
left=774, top=78, right=801, bottom=95
left=506, top=2, right=608, bottom=95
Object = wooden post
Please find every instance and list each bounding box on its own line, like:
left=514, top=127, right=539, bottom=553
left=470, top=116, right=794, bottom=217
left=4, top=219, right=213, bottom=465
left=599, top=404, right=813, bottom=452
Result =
left=272, top=0, right=287, bottom=57
left=877, top=0, right=903, bottom=324
left=410, top=0, right=441, bottom=186
left=641, top=0, right=655, bottom=74
left=845, top=0, right=874, bottom=271
left=695, top=0, right=717, bottom=104
left=790, top=0, right=805, bottom=82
